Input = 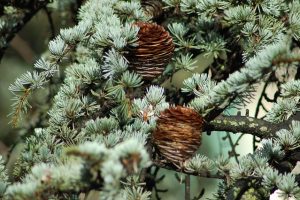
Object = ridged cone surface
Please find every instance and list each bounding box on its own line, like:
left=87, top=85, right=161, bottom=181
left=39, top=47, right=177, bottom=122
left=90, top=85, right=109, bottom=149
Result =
left=125, top=22, right=174, bottom=80
left=141, top=0, right=163, bottom=19
left=153, top=106, right=203, bottom=165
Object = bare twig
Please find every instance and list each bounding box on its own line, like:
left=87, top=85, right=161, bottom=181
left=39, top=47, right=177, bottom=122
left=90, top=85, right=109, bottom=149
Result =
left=185, top=175, right=190, bottom=200
left=43, top=7, right=56, bottom=39
left=205, top=115, right=281, bottom=138
left=253, top=77, right=270, bottom=150
left=224, top=132, right=240, bottom=163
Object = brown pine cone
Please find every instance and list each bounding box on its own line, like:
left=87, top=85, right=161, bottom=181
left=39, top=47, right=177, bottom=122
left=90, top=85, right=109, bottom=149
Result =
left=125, top=22, right=174, bottom=80
left=141, top=0, right=163, bottom=19
left=153, top=106, right=204, bottom=166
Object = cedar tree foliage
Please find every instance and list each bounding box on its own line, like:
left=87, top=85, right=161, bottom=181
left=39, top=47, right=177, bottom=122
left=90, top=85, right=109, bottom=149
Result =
left=1, top=0, right=300, bottom=199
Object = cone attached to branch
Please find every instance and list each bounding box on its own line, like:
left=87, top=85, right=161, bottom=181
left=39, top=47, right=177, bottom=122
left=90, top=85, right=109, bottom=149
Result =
left=125, top=22, right=174, bottom=80
left=141, top=0, right=163, bottom=19
left=153, top=106, right=204, bottom=166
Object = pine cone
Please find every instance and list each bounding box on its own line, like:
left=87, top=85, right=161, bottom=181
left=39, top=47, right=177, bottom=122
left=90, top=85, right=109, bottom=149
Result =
left=141, top=0, right=163, bottom=19
left=125, top=22, right=174, bottom=80
left=153, top=106, right=204, bottom=166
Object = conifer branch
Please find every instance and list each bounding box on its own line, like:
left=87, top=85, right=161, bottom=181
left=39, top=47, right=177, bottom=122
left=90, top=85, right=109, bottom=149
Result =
left=205, top=115, right=281, bottom=138
left=9, top=44, right=75, bottom=126
left=0, top=0, right=50, bottom=60
left=272, top=55, right=300, bottom=66
left=10, top=88, right=31, bottom=127
left=4, top=0, right=300, bottom=199
left=152, top=160, right=225, bottom=179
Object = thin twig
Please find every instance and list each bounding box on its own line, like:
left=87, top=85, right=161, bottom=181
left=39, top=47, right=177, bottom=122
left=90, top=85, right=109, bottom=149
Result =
left=260, top=103, right=269, bottom=113
left=185, top=175, right=190, bottom=200
left=43, top=6, right=55, bottom=39
left=11, top=88, right=31, bottom=126
left=253, top=77, right=270, bottom=150
left=235, top=133, right=244, bottom=147
left=254, top=81, right=269, bottom=118
left=225, top=132, right=240, bottom=163
left=152, top=161, right=225, bottom=179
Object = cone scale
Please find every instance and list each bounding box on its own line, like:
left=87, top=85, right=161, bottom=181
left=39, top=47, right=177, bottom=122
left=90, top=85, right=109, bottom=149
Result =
left=125, top=22, right=175, bottom=80
left=153, top=106, right=204, bottom=166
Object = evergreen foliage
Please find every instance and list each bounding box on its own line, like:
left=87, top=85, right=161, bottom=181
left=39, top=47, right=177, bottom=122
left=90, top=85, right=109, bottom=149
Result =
left=2, top=0, right=300, bottom=199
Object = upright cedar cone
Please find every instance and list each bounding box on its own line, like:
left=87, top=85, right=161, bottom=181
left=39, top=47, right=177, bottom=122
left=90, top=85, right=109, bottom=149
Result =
left=153, top=106, right=204, bottom=166
left=125, top=22, right=174, bottom=80
left=141, top=0, right=163, bottom=19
